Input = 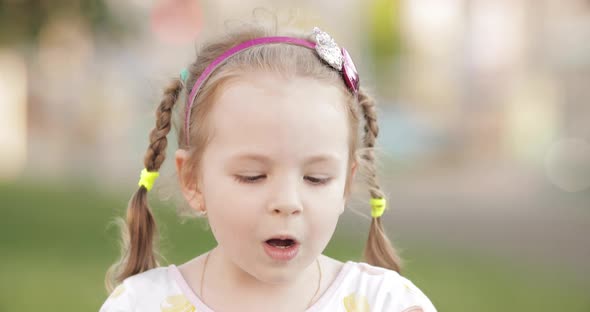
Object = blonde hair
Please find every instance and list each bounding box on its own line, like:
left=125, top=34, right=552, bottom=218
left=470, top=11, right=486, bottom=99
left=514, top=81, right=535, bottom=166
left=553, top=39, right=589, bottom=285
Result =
left=105, top=17, right=402, bottom=293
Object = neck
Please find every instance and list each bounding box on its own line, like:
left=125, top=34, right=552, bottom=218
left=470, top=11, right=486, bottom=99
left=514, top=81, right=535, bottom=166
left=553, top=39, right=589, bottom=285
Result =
left=203, top=246, right=320, bottom=310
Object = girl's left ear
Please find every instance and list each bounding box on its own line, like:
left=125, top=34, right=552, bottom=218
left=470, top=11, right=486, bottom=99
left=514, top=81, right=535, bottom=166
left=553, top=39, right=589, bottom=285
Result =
left=344, top=160, right=358, bottom=200
left=175, top=149, right=205, bottom=214
left=340, top=161, right=357, bottom=215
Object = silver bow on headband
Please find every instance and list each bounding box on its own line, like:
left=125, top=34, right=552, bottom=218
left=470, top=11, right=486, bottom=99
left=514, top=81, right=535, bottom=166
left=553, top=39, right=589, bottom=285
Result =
left=312, top=27, right=360, bottom=95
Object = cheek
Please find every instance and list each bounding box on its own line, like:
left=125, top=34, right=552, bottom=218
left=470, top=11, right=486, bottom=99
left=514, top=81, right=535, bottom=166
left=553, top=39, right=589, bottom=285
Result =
left=206, top=199, right=259, bottom=252
left=201, top=174, right=260, bottom=241
left=319, top=178, right=347, bottom=213
left=306, top=191, right=344, bottom=243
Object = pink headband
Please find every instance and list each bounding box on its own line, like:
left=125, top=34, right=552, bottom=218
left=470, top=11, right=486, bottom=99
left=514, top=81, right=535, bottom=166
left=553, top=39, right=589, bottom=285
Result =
left=184, top=27, right=359, bottom=146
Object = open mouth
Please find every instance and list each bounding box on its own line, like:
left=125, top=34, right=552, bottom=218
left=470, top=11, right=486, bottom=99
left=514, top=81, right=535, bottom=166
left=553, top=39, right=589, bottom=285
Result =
left=263, top=237, right=300, bottom=261
left=265, top=238, right=297, bottom=249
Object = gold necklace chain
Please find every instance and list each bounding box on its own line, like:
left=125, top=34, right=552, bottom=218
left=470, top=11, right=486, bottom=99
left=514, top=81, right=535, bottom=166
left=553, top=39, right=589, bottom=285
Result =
left=308, top=258, right=322, bottom=307
left=200, top=251, right=322, bottom=309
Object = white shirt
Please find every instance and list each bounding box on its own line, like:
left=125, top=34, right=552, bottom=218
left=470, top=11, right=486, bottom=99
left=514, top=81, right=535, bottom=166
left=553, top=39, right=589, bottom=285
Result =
left=99, top=261, right=437, bottom=311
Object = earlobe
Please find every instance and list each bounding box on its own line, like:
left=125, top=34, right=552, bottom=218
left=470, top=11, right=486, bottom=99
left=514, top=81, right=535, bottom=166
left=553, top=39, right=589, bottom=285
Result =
left=339, top=201, right=346, bottom=215
left=175, top=149, right=192, bottom=190
left=344, top=160, right=358, bottom=200
left=175, top=149, right=206, bottom=214
left=351, top=161, right=358, bottom=181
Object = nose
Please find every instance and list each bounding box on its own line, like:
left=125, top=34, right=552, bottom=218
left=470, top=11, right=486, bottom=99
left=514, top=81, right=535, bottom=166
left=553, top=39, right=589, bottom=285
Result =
left=267, top=175, right=303, bottom=216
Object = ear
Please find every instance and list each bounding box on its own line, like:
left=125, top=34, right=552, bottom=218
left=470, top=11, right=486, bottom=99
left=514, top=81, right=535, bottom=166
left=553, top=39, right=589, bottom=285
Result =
left=344, top=160, right=357, bottom=199
left=341, top=160, right=358, bottom=214
left=175, top=149, right=205, bottom=214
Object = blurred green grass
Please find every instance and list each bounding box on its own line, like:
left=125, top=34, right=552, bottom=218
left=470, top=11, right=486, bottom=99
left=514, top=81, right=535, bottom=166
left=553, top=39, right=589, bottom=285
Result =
left=1, top=180, right=589, bottom=311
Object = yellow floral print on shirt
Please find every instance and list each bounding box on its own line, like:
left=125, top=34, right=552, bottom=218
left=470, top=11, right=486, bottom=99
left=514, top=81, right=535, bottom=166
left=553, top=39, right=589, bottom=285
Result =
left=343, top=293, right=370, bottom=312
left=160, top=294, right=196, bottom=312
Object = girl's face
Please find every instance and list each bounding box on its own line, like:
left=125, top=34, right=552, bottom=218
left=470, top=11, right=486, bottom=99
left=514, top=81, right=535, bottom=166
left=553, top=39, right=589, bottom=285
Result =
left=177, top=71, right=355, bottom=284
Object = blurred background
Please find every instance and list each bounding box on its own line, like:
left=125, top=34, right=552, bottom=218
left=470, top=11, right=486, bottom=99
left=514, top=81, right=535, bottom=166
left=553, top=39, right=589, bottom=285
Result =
left=1, top=0, right=589, bottom=311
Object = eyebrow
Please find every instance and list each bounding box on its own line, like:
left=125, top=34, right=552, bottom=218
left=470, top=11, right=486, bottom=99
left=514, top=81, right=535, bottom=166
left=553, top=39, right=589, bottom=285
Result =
left=228, top=153, right=342, bottom=165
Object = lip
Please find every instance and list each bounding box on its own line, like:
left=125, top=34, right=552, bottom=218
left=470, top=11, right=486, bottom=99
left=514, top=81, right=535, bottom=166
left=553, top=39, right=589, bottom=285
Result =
left=263, top=241, right=300, bottom=261
left=262, top=234, right=300, bottom=261
left=265, top=234, right=299, bottom=242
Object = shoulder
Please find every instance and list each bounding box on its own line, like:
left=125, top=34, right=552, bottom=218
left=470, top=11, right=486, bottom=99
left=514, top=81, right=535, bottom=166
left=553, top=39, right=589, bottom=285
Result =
left=338, top=261, right=437, bottom=312
left=99, top=266, right=182, bottom=312
left=124, top=266, right=176, bottom=293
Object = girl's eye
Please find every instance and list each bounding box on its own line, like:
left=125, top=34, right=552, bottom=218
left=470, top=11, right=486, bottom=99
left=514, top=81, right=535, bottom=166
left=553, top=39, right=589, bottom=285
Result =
left=234, top=175, right=265, bottom=184
left=305, top=176, right=331, bottom=185
left=234, top=175, right=331, bottom=185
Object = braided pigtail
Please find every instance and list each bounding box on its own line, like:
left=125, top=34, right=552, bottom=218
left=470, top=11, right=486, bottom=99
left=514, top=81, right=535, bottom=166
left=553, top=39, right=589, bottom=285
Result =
left=105, top=78, right=184, bottom=292
left=358, top=89, right=403, bottom=273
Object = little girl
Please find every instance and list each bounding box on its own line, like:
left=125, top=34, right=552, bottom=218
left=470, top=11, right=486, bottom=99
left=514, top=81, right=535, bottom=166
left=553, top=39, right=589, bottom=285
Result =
left=100, top=18, right=437, bottom=312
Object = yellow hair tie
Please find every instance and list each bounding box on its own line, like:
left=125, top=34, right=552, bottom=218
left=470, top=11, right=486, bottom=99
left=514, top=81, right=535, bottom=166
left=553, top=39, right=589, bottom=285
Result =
left=138, top=168, right=159, bottom=191
left=370, top=197, right=386, bottom=218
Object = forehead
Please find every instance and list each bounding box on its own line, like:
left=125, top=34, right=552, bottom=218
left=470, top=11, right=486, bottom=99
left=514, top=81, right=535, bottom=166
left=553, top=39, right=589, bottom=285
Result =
left=205, top=72, right=350, bottom=162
